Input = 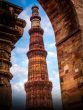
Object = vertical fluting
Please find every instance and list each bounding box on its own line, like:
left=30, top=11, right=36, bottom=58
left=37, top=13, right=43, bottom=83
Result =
left=25, top=6, right=53, bottom=110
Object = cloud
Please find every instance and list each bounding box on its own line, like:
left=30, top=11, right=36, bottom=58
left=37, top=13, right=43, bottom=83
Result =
left=10, top=64, right=27, bottom=76
left=12, top=81, right=25, bottom=94
left=41, top=16, right=55, bottom=37
left=49, top=43, right=55, bottom=48
left=12, top=81, right=26, bottom=110
left=15, top=47, right=29, bottom=54
left=49, top=70, right=60, bottom=87
left=49, top=70, right=62, bottom=109
left=18, top=6, right=31, bottom=31
left=10, top=63, right=27, bottom=108
left=11, top=52, right=17, bottom=64
left=48, top=51, right=57, bottom=58
left=45, top=42, right=56, bottom=49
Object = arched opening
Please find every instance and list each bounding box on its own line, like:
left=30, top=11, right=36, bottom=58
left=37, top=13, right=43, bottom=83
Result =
left=10, top=2, right=62, bottom=110
left=5, top=0, right=83, bottom=110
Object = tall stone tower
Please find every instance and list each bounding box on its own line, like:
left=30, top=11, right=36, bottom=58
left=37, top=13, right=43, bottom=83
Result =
left=25, top=6, right=53, bottom=110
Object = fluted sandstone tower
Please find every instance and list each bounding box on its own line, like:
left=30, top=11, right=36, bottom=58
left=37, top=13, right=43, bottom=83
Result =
left=25, top=6, right=53, bottom=110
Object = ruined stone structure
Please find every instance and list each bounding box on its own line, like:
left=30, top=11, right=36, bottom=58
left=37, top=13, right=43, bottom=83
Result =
left=38, top=0, right=83, bottom=110
left=0, top=0, right=83, bottom=110
left=0, top=1, right=25, bottom=110
left=25, top=6, right=53, bottom=110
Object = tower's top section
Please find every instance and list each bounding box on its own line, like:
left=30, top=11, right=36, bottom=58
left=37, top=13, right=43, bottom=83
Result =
left=30, top=5, right=41, bottom=27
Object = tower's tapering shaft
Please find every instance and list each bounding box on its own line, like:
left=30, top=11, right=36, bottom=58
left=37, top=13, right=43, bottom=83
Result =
left=25, top=6, right=54, bottom=110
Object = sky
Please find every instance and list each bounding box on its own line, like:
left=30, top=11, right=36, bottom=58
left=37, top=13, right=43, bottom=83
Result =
left=6, top=0, right=62, bottom=109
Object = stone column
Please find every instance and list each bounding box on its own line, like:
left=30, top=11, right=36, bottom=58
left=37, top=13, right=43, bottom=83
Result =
left=0, top=1, right=26, bottom=110
left=0, top=39, right=13, bottom=110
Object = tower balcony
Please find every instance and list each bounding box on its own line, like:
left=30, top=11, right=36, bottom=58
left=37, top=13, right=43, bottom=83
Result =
left=29, top=27, right=44, bottom=35
left=25, top=80, right=52, bottom=92
left=30, top=16, right=41, bottom=21
left=27, top=49, right=47, bottom=58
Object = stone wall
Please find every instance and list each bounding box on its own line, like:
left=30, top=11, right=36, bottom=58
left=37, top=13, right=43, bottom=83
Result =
left=38, top=0, right=83, bottom=109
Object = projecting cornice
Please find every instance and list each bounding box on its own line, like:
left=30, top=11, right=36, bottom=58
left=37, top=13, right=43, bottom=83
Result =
left=29, top=27, right=44, bottom=35
left=0, top=0, right=26, bottom=44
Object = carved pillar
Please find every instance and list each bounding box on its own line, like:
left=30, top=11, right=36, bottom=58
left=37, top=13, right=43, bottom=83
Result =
left=0, top=1, right=26, bottom=110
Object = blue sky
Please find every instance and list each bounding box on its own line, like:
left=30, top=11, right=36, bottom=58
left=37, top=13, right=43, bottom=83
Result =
left=7, top=0, right=62, bottom=109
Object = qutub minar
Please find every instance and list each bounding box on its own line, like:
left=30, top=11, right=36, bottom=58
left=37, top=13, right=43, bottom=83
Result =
left=25, top=6, right=54, bottom=110
left=0, top=0, right=83, bottom=110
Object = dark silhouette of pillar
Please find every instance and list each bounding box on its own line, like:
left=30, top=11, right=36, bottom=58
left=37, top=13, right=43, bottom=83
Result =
left=0, top=1, right=26, bottom=110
